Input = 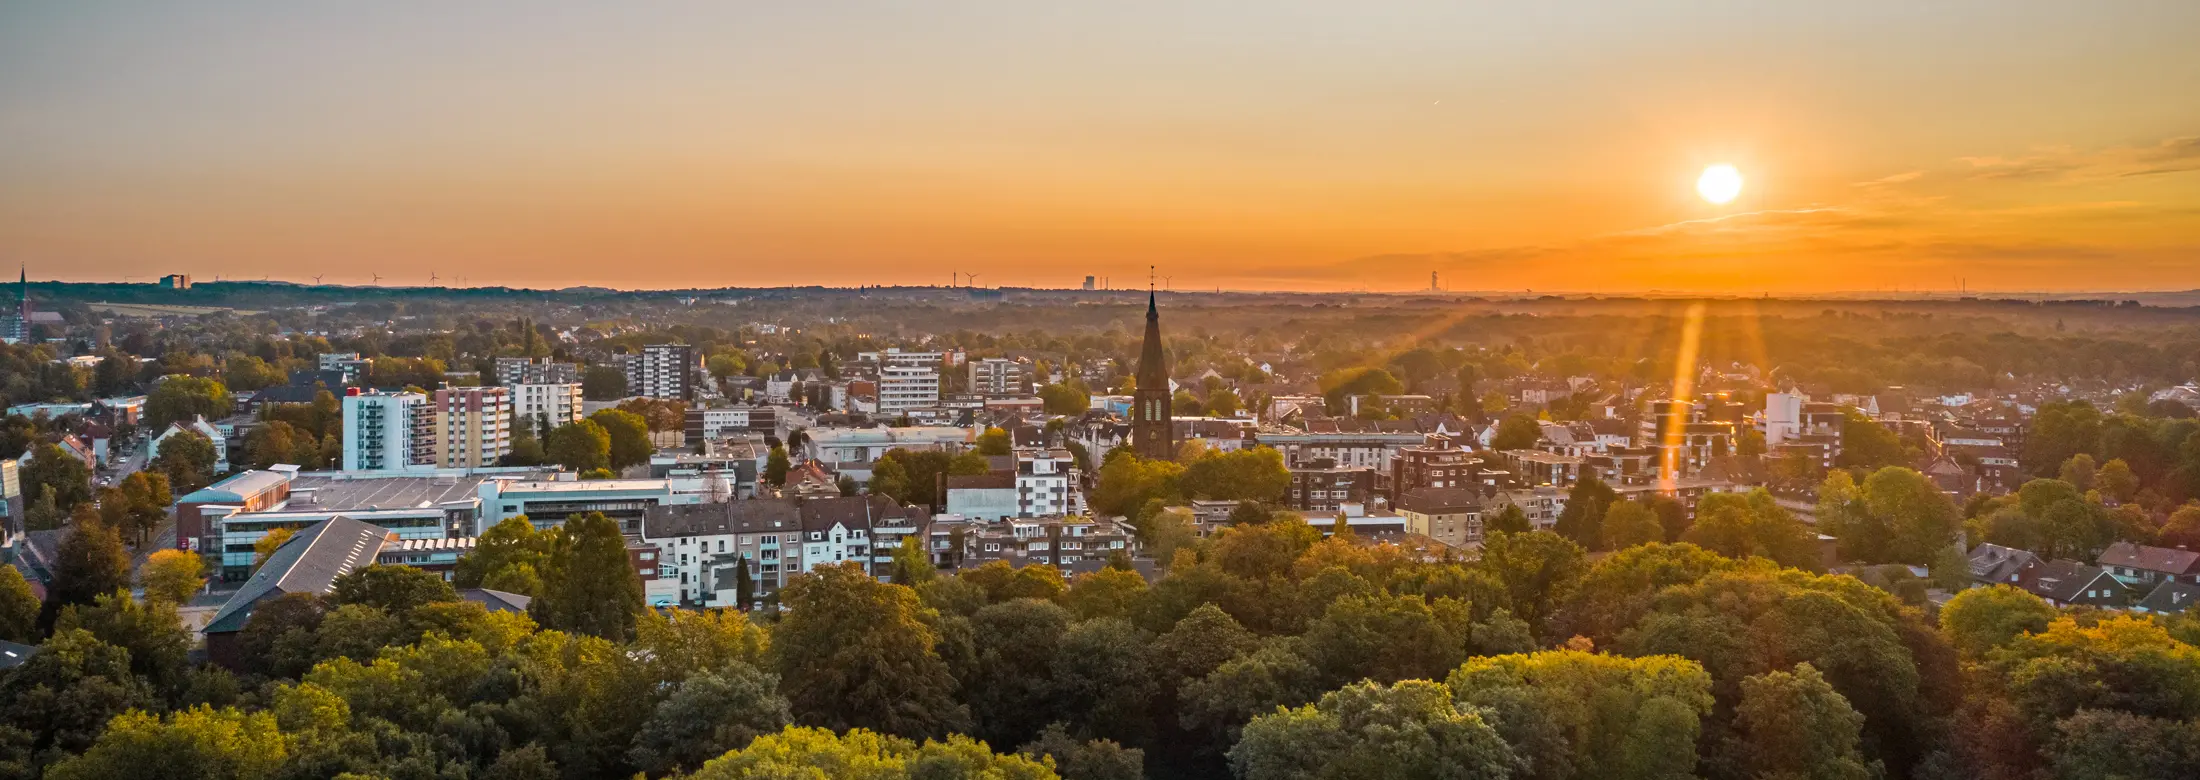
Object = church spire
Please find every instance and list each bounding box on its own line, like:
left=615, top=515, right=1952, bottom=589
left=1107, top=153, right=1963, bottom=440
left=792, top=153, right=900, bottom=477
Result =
left=1132, top=265, right=1174, bottom=460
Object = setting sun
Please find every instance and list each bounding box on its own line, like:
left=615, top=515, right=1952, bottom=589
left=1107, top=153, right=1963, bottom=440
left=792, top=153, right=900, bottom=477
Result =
left=1697, top=164, right=1743, bottom=205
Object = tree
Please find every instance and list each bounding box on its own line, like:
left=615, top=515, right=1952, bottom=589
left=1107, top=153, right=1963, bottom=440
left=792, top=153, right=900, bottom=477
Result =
left=772, top=562, right=969, bottom=739
left=329, top=565, right=457, bottom=616
left=56, top=592, right=192, bottom=690
left=1682, top=490, right=1820, bottom=571
left=1601, top=501, right=1665, bottom=549
left=0, top=566, right=39, bottom=642
left=1229, top=680, right=1516, bottom=780
left=2058, top=453, right=2098, bottom=492
left=976, top=426, right=1012, bottom=456
left=1299, top=593, right=1473, bottom=686
left=2162, top=503, right=2200, bottom=550
left=454, top=515, right=551, bottom=591
left=22, top=442, right=93, bottom=513
left=588, top=409, right=652, bottom=471
left=144, top=376, right=231, bottom=431
left=545, top=419, right=612, bottom=473
left=504, top=424, right=545, bottom=466
left=44, top=705, right=288, bottom=780
left=141, top=549, right=206, bottom=605
left=1552, top=475, right=1617, bottom=550
left=1475, top=530, right=1588, bottom=631
left=44, top=511, right=132, bottom=621
left=581, top=365, right=627, bottom=400
left=1491, top=414, right=1541, bottom=451
left=1020, top=723, right=1144, bottom=780
left=150, top=429, right=218, bottom=494
left=626, top=664, right=792, bottom=777
left=117, top=472, right=172, bottom=546
left=1848, top=467, right=1962, bottom=565
left=1485, top=504, right=1531, bottom=535
left=531, top=512, right=645, bottom=640
left=1448, top=649, right=1714, bottom=780
left=681, top=726, right=1056, bottom=779
left=888, top=538, right=936, bottom=586
left=1039, top=381, right=1092, bottom=416
left=1835, top=411, right=1907, bottom=470
left=1090, top=452, right=1184, bottom=517
left=765, top=446, right=791, bottom=487
left=1731, top=663, right=1876, bottom=780
left=1064, top=568, right=1147, bottom=621
left=2095, top=458, right=2139, bottom=504
left=0, top=629, right=158, bottom=767
left=965, top=599, right=1073, bottom=747
left=1938, top=585, right=2058, bottom=658
left=1177, top=447, right=1289, bottom=503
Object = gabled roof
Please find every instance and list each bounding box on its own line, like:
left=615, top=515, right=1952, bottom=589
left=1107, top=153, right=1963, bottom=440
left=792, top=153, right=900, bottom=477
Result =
left=204, top=516, right=392, bottom=634
left=2022, top=559, right=2123, bottom=604
left=2097, top=542, right=2200, bottom=576
left=459, top=588, right=533, bottom=614
left=2136, top=580, right=2200, bottom=614
left=1397, top=487, right=1483, bottom=515
left=1968, top=543, right=2040, bottom=583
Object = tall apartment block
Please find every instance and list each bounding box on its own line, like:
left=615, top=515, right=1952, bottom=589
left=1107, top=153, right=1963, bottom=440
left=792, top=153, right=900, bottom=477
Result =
left=969, top=358, right=1032, bottom=395
left=433, top=387, right=513, bottom=468
left=512, top=382, right=583, bottom=437
left=879, top=364, right=941, bottom=413
left=341, top=391, right=435, bottom=471
left=623, top=344, right=698, bottom=400
left=495, top=357, right=580, bottom=386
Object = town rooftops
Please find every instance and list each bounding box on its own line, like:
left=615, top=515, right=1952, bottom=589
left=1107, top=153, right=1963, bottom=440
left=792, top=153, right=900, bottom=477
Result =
left=2097, top=541, right=2200, bottom=576
left=204, top=516, right=393, bottom=634
left=1967, top=543, right=2041, bottom=585
left=2021, top=559, right=2121, bottom=604
left=1397, top=487, right=1483, bottom=515
left=2136, top=580, right=2200, bottom=614
left=284, top=473, right=494, bottom=510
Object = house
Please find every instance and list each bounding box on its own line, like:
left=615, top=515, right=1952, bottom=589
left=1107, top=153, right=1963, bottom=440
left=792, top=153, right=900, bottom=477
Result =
left=148, top=415, right=229, bottom=472
left=2134, top=580, right=2200, bottom=615
left=640, top=494, right=930, bottom=608
left=1966, top=543, right=2042, bottom=588
left=2096, top=542, right=2200, bottom=589
left=1396, top=487, right=1484, bottom=549
left=2020, top=559, right=2131, bottom=608
left=0, top=639, right=35, bottom=671
left=203, top=515, right=393, bottom=669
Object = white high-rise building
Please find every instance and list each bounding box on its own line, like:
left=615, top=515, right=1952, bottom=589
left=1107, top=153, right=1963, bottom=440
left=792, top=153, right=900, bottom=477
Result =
left=969, top=358, right=1031, bottom=395
left=878, top=365, right=940, bottom=413
left=512, top=383, right=583, bottom=437
left=341, top=391, right=434, bottom=471
left=623, top=344, right=698, bottom=400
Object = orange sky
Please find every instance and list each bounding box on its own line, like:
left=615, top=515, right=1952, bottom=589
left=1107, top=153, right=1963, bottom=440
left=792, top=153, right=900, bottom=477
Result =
left=1, top=3, right=2195, bottom=292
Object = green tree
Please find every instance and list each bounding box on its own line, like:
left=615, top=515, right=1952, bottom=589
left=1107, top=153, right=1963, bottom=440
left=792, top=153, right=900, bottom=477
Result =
left=1299, top=593, right=1474, bottom=686
left=0, top=566, right=38, bottom=642
left=1091, top=452, right=1184, bottom=517
left=453, top=515, right=550, bottom=591
left=1491, top=414, right=1541, bottom=451
left=545, top=419, right=612, bottom=473
left=1835, top=411, right=1908, bottom=470
left=0, top=629, right=157, bottom=767
left=48, top=704, right=286, bottom=780
left=683, top=726, right=1057, bottom=779
left=329, top=565, right=458, bottom=616
left=1039, top=381, right=1093, bottom=416
left=1449, top=649, right=1714, bottom=780
left=588, top=409, right=653, bottom=471
left=2095, top=458, right=2140, bottom=504
left=22, top=442, right=94, bottom=513
left=150, top=429, right=219, bottom=494
left=250, top=527, right=294, bottom=573
left=1485, top=504, right=1532, bottom=535
left=531, top=512, right=646, bottom=640
left=1682, top=490, right=1821, bottom=571
left=1553, top=475, right=1618, bottom=550
left=1475, top=530, right=1588, bottom=631
left=56, top=593, right=193, bottom=691
left=966, top=599, right=1073, bottom=747
left=1177, top=447, right=1289, bottom=503
left=1229, top=680, right=1516, bottom=780
left=772, top=562, right=970, bottom=739
left=144, top=376, right=231, bottom=431
left=976, top=426, right=1013, bottom=456
left=504, top=424, right=546, bottom=466
left=1600, top=501, right=1665, bottom=550
left=1019, top=723, right=1144, bottom=780
left=581, top=365, right=628, bottom=401
left=2058, top=453, right=2098, bottom=492
left=626, top=663, right=792, bottom=777
left=44, top=511, right=133, bottom=621
left=1064, top=568, right=1148, bottom=621
left=1731, top=663, right=1877, bottom=780
left=140, top=549, right=206, bottom=605
left=1857, top=467, right=1962, bottom=565
left=1940, top=585, right=2058, bottom=658
left=765, top=446, right=791, bottom=487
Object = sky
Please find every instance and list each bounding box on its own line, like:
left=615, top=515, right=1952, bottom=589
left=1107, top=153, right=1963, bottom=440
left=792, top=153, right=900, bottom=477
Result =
left=2, top=2, right=2196, bottom=293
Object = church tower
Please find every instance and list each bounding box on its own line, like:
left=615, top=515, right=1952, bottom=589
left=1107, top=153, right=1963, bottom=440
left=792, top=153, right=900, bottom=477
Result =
left=1131, top=277, right=1174, bottom=460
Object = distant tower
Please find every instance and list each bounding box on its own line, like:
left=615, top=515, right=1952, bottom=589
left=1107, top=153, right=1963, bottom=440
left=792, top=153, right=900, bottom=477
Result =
left=1431, top=271, right=1439, bottom=292
left=1132, top=270, right=1174, bottom=460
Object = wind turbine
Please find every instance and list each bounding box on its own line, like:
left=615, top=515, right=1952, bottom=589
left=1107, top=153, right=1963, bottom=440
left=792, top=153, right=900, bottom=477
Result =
left=962, top=272, right=981, bottom=288
left=430, top=270, right=439, bottom=285
left=312, top=274, right=324, bottom=285
left=371, top=273, right=383, bottom=285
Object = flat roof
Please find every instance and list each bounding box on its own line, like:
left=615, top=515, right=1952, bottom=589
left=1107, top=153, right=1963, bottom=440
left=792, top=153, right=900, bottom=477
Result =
left=496, top=479, right=673, bottom=494
left=285, top=474, right=491, bottom=510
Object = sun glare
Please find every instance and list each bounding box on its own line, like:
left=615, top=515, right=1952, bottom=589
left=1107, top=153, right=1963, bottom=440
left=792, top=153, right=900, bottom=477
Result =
left=1696, top=164, right=1743, bottom=205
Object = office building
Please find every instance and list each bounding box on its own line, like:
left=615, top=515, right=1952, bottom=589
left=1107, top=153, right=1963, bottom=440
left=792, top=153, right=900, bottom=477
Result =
left=341, top=391, right=434, bottom=471
left=433, top=386, right=512, bottom=469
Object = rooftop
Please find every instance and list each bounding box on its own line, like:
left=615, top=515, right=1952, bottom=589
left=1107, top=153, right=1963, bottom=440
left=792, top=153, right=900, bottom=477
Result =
left=285, top=473, right=493, bottom=511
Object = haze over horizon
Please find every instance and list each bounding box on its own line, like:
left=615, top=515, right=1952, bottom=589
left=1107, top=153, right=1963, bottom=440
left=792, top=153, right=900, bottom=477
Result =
left=3, top=2, right=2196, bottom=293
